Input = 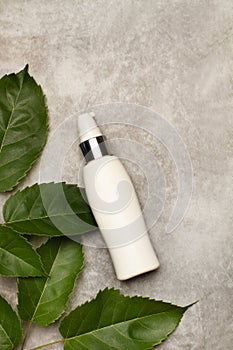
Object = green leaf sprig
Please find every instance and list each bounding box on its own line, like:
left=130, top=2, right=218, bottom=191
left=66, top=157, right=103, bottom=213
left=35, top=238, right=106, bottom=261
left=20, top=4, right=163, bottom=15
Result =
left=0, top=67, right=195, bottom=350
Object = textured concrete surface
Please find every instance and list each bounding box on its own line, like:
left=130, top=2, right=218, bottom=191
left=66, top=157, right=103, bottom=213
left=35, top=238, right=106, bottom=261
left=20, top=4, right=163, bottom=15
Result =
left=0, top=1, right=232, bottom=349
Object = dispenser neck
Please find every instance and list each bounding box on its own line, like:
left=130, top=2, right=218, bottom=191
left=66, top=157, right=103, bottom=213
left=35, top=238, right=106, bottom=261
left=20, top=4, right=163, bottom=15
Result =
left=80, top=135, right=108, bottom=162
left=78, top=112, right=109, bottom=162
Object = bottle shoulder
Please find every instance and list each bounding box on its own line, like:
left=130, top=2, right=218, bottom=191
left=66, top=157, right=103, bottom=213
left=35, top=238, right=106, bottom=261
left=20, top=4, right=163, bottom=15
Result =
left=84, top=155, right=118, bottom=168
left=83, top=155, right=130, bottom=182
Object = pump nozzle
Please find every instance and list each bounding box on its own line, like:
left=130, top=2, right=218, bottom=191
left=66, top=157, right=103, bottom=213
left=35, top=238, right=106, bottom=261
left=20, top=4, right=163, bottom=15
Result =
left=78, top=112, right=108, bottom=162
left=77, top=112, right=102, bottom=143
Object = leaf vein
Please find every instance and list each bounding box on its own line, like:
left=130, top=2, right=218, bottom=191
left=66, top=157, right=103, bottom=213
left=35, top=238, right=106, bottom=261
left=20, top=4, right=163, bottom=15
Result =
left=0, top=70, right=26, bottom=153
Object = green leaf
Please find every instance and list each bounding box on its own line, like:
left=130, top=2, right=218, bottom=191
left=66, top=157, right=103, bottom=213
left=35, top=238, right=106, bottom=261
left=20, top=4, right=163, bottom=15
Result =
left=0, top=65, right=48, bottom=192
left=17, top=236, right=84, bottom=326
left=0, top=226, right=45, bottom=277
left=0, top=294, right=22, bottom=349
left=59, top=288, right=192, bottom=350
left=3, top=182, right=97, bottom=236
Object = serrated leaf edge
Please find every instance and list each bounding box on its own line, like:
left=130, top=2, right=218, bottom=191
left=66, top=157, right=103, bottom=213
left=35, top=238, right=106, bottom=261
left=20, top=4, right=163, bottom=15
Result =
left=0, top=294, right=23, bottom=346
left=61, top=287, right=189, bottom=316
left=59, top=287, right=193, bottom=348
left=0, top=65, right=49, bottom=192
left=62, top=311, right=187, bottom=349
left=0, top=226, right=46, bottom=277
left=35, top=238, right=84, bottom=326
left=17, top=238, right=84, bottom=326
left=3, top=182, right=93, bottom=228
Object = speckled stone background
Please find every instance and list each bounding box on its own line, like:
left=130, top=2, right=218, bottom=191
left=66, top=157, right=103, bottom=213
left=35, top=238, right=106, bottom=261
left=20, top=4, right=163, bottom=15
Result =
left=0, top=1, right=232, bottom=349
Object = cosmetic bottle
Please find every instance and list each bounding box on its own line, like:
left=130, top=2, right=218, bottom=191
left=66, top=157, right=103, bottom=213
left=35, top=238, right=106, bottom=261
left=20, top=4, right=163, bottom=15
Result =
left=78, top=112, right=160, bottom=280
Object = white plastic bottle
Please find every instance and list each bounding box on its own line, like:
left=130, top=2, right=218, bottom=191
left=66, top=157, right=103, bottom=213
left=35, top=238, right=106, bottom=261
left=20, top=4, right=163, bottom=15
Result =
left=78, top=112, right=160, bottom=280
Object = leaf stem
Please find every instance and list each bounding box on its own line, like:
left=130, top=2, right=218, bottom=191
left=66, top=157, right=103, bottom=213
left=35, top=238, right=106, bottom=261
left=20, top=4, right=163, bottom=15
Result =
left=21, top=320, right=33, bottom=350
left=29, top=339, right=65, bottom=350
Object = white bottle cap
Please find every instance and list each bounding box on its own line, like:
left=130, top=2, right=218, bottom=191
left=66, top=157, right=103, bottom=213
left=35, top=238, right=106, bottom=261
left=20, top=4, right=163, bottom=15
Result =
left=77, top=112, right=102, bottom=143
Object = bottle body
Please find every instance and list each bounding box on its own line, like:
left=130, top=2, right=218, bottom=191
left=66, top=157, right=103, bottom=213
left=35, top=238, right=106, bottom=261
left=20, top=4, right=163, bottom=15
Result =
left=83, top=155, right=160, bottom=280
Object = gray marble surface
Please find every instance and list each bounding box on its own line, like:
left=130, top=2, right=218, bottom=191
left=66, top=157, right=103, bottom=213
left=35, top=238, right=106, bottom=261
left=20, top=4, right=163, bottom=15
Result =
left=0, top=1, right=232, bottom=349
